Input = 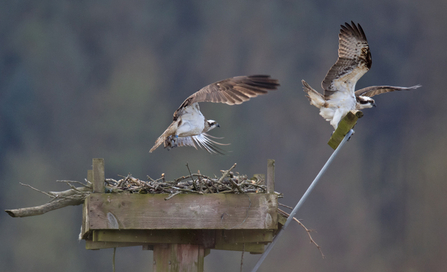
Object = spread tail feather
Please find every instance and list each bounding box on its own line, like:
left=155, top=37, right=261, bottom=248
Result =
left=149, top=122, right=178, bottom=153
left=302, top=80, right=325, bottom=108
left=149, top=136, right=164, bottom=153
left=175, top=133, right=229, bottom=154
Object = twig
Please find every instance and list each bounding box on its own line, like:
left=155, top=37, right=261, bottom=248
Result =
left=278, top=208, right=324, bottom=258
left=278, top=203, right=294, bottom=210
left=217, top=189, right=234, bottom=194
left=57, top=180, right=91, bottom=187
left=19, top=182, right=54, bottom=198
left=185, top=163, right=198, bottom=191
left=217, top=163, right=237, bottom=184
left=203, top=179, right=215, bottom=194
left=147, top=175, right=156, bottom=182
left=164, top=191, right=182, bottom=200
left=230, top=179, right=244, bottom=193
left=171, top=187, right=203, bottom=194
left=240, top=242, right=245, bottom=272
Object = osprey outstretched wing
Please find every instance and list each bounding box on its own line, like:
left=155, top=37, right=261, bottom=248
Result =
left=322, top=22, right=371, bottom=97
left=302, top=21, right=420, bottom=129
left=150, top=75, right=279, bottom=154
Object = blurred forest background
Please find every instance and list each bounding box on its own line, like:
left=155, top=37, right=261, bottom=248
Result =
left=1, top=0, right=446, bottom=271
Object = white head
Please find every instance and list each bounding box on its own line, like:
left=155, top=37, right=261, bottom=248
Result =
left=357, top=96, right=376, bottom=109
left=205, top=119, right=220, bottom=132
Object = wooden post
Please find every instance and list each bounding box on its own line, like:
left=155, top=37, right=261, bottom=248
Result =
left=92, top=158, right=105, bottom=193
left=153, top=244, right=205, bottom=272
left=267, top=159, right=275, bottom=194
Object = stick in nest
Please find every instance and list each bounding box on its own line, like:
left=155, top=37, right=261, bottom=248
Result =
left=217, top=163, right=237, bottom=184
left=185, top=163, right=199, bottom=191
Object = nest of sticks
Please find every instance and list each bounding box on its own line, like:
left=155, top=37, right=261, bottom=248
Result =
left=104, top=163, right=281, bottom=200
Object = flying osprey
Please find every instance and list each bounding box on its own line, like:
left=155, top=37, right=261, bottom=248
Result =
left=150, top=75, right=279, bottom=154
left=302, top=21, right=420, bottom=130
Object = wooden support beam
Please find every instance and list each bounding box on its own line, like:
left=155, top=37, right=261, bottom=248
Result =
left=327, top=110, right=363, bottom=150
left=92, top=229, right=272, bottom=244
left=85, top=240, right=145, bottom=250
left=212, top=241, right=266, bottom=254
left=85, top=229, right=274, bottom=253
left=153, top=244, right=205, bottom=272
left=92, top=230, right=215, bottom=245
left=215, top=229, right=273, bottom=244
left=92, top=158, right=105, bottom=193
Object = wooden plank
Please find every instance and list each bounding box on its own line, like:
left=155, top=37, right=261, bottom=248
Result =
left=85, top=193, right=278, bottom=230
left=213, top=242, right=266, bottom=254
left=327, top=110, right=363, bottom=150
left=214, top=229, right=271, bottom=253
left=85, top=240, right=145, bottom=250
left=86, top=239, right=266, bottom=253
left=153, top=244, right=205, bottom=272
left=277, top=213, right=287, bottom=226
left=92, top=158, right=105, bottom=193
left=92, top=229, right=272, bottom=244
left=80, top=169, right=94, bottom=239
left=266, top=159, right=275, bottom=194
left=93, top=230, right=215, bottom=245
left=81, top=198, right=90, bottom=239
left=86, top=229, right=272, bottom=253
left=215, top=229, right=273, bottom=244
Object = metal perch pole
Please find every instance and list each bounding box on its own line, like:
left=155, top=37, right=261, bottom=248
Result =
left=251, top=129, right=354, bottom=272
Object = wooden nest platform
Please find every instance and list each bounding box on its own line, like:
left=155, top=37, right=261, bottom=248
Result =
left=80, top=159, right=283, bottom=270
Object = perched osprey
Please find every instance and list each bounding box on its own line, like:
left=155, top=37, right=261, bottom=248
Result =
left=302, top=21, right=420, bottom=129
left=150, top=75, right=279, bottom=154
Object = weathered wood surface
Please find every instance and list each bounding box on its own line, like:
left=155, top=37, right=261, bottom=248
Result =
left=327, top=110, right=363, bottom=150
left=93, top=229, right=217, bottom=245
left=85, top=229, right=273, bottom=253
left=153, top=244, right=205, bottom=272
left=85, top=240, right=144, bottom=250
left=83, top=193, right=278, bottom=233
left=92, top=158, right=105, bottom=193
left=86, top=229, right=274, bottom=245
left=81, top=158, right=280, bottom=256
left=85, top=230, right=274, bottom=254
